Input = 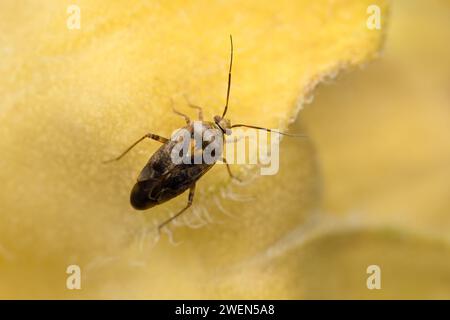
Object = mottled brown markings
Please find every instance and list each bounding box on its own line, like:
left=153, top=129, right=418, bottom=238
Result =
left=105, top=35, right=304, bottom=233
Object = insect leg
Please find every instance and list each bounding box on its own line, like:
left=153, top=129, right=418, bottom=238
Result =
left=103, top=133, right=169, bottom=163
left=184, top=95, right=203, bottom=121
left=221, top=157, right=242, bottom=182
left=169, top=97, right=191, bottom=124
left=189, top=104, right=203, bottom=121
left=172, top=108, right=191, bottom=125
left=158, top=184, right=196, bottom=231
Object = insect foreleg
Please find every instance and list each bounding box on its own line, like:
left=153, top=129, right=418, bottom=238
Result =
left=158, top=184, right=196, bottom=232
left=172, top=107, right=191, bottom=125
left=183, top=95, right=204, bottom=121
left=103, top=133, right=169, bottom=163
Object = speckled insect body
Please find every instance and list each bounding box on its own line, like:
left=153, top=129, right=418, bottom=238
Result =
left=131, top=122, right=221, bottom=211
left=105, top=36, right=302, bottom=231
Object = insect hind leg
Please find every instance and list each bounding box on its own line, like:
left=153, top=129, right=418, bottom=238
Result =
left=158, top=184, right=196, bottom=232
left=103, top=133, right=168, bottom=163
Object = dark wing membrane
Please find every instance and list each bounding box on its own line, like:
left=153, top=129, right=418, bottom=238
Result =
left=136, top=139, right=214, bottom=204
left=150, top=163, right=212, bottom=204
left=137, top=140, right=179, bottom=182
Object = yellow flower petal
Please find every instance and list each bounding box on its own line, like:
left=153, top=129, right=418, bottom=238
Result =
left=302, top=0, right=450, bottom=235
left=222, top=227, right=450, bottom=299
left=0, top=0, right=387, bottom=298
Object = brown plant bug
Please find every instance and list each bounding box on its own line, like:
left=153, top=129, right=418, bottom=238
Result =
left=104, top=35, right=304, bottom=232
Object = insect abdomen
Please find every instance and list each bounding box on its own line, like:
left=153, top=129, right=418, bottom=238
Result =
left=131, top=163, right=213, bottom=210
left=130, top=180, right=159, bottom=210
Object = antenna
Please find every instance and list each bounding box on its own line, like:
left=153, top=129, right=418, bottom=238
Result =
left=222, top=35, right=233, bottom=118
left=231, top=124, right=308, bottom=138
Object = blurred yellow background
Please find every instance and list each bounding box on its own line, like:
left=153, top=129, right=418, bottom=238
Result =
left=0, top=0, right=449, bottom=299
